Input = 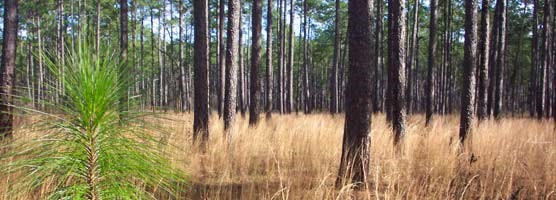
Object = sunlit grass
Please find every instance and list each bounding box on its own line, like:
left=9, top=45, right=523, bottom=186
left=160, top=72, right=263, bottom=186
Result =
left=163, top=113, right=556, bottom=199
left=3, top=108, right=556, bottom=199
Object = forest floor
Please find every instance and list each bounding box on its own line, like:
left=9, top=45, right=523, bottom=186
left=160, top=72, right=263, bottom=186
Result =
left=163, top=113, right=556, bottom=199
left=3, top=113, right=556, bottom=199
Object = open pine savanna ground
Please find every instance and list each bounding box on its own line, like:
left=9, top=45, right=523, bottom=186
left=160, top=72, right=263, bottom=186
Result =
left=2, top=113, right=556, bottom=199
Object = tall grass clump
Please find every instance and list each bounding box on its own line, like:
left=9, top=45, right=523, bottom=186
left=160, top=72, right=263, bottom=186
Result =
left=1, top=41, right=185, bottom=199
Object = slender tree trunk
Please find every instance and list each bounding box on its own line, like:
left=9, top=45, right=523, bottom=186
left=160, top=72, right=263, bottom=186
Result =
left=488, top=2, right=500, bottom=117
left=194, top=0, right=210, bottom=147
left=266, top=0, right=274, bottom=117
left=278, top=0, right=284, bottom=113
left=493, top=0, right=506, bottom=119
left=374, top=0, right=383, bottom=113
left=287, top=0, right=294, bottom=113
left=477, top=0, right=489, bottom=122
left=120, top=0, right=128, bottom=107
left=250, top=0, right=262, bottom=125
left=336, top=0, right=373, bottom=189
left=530, top=0, right=539, bottom=118
left=331, top=0, right=340, bottom=114
left=0, top=0, right=18, bottom=137
left=239, top=6, right=245, bottom=116
left=303, top=0, right=312, bottom=113
left=426, top=0, right=437, bottom=126
left=218, top=0, right=226, bottom=117
left=460, top=0, right=478, bottom=145
left=224, top=0, right=241, bottom=136
left=37, top=17, right=44, bottom=110
left=179, top=1, right=187, bottom=112
left=539, top=0, right=552, bottom=119
left=388, top=0, right=407, bottom=144
left=150, top=9, right=156, bottom=109
left=406, top=0, right=419, bottom=114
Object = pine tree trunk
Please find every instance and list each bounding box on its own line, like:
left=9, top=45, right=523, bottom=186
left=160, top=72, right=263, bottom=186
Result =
left=406, top=0, right=419, bottom=114
left=194, top=0, right=210, bottom=147
left=331, top=0, right=340, bottom=114
left=250, top=0, right=263, bottom=125
left=224, top=0, right=241, bottom=135
left=278, top=0, right=285, bottom=113
left=120, top=0, right=128, bottom=107
left=425, top=0, right=437, bottom=126
left=388, top=0, right=407, bottom=144
left=530, top=0, right=539, bottom=118
left=303, top=0, right=312, bottom=114
left=37, top=17, right=44, bottom=110
left=460, top=0, right=478, bottom=145
left=336, top=0, right=373, bottom=189
left=477, top=0, right=489, bottom=122
left=239, top=7, right=245, bottom=116
left=179, top=1, right=187, bottom=112
left=493, top=0, right=506, bottom=119
left=266, top=0, right=274, bottom=117
left=218, top=0, right=226, bottom=117
left=373, top=0, right=383, bottom=113
left=539, top=0, right=551, bottom=119
left=287, top=0, right=294, bottom=113
left=0, top=0, right=18, bottom=137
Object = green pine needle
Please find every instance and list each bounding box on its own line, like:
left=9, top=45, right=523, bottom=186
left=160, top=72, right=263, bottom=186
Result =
left=1, top=39, right=186, bottom=199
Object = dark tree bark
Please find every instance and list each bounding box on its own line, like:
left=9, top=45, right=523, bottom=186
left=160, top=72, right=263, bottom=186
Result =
left=239, top=3, right=245, bottom=115
left=540, top=0, right=552, bottom=119
left=487, top=1, right=499, bottom=117
left=120, top=0, right=128, bottom=63
left=266, top=0, right=273, bottom=118
left=530, top=0, right=539, bottom=118
left=387, top=0, right=407, bottom=144
left=218, top=0, right=226, bottom=118
left=303, top=0, right=312, bottom=113
left=250, top=0, right=263, bottom=125
left=0, top=0, right=18, bottom=137
left=194, top=0, right=210, bottom=147
left=120, top=0, right=128, bottom=107
left=477, top=0, right=490, bottom=122
left=406, top=0, right=419, bottom=114
left=493, top=0, right=506, bottom=119
left=287, top=0, right=294, bottom=113
left=331, top=0, right=340, bottom=114
left=224, top=0, right=241, bottom=136
left=460, top=0, right=478, bottom=144
left=36, top=17, right=44, bottom=110
left=336, top=0, right=373, bottom=189
left=426, top=0, right=437, bottom=126
left=278, top=0, right=285, bottom=113
left=179, top=0, right=187, bottom=112
left=373, top=0, right=383, bottom=113
left=57, top=0, right=65, bottom=103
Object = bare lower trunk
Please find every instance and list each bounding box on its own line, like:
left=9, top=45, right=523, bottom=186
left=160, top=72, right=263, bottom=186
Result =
left=426, top=0, right=437, bottom=126
left=194, top=0, right=210, bottom=148
left=336, top=0, right=373, bottom=189
left=460, top=0, right=478, bottom=145
left=266, top=0, right=273, bottom=117
left=0, top=0, right=18, bottom=136
left=387, top=0, right=407, bottom=144
left=223, top=0, right=241, bottom=136
left=250, top=0, right=262, bottom=125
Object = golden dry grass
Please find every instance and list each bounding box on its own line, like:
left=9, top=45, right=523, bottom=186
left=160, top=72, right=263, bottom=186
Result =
left=2, top=113, right=556, bottom=199
left=160, top=113, right=556, bottom=199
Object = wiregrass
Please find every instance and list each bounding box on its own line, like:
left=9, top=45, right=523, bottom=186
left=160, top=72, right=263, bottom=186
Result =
left=2, top=112, right=555, bottom=199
